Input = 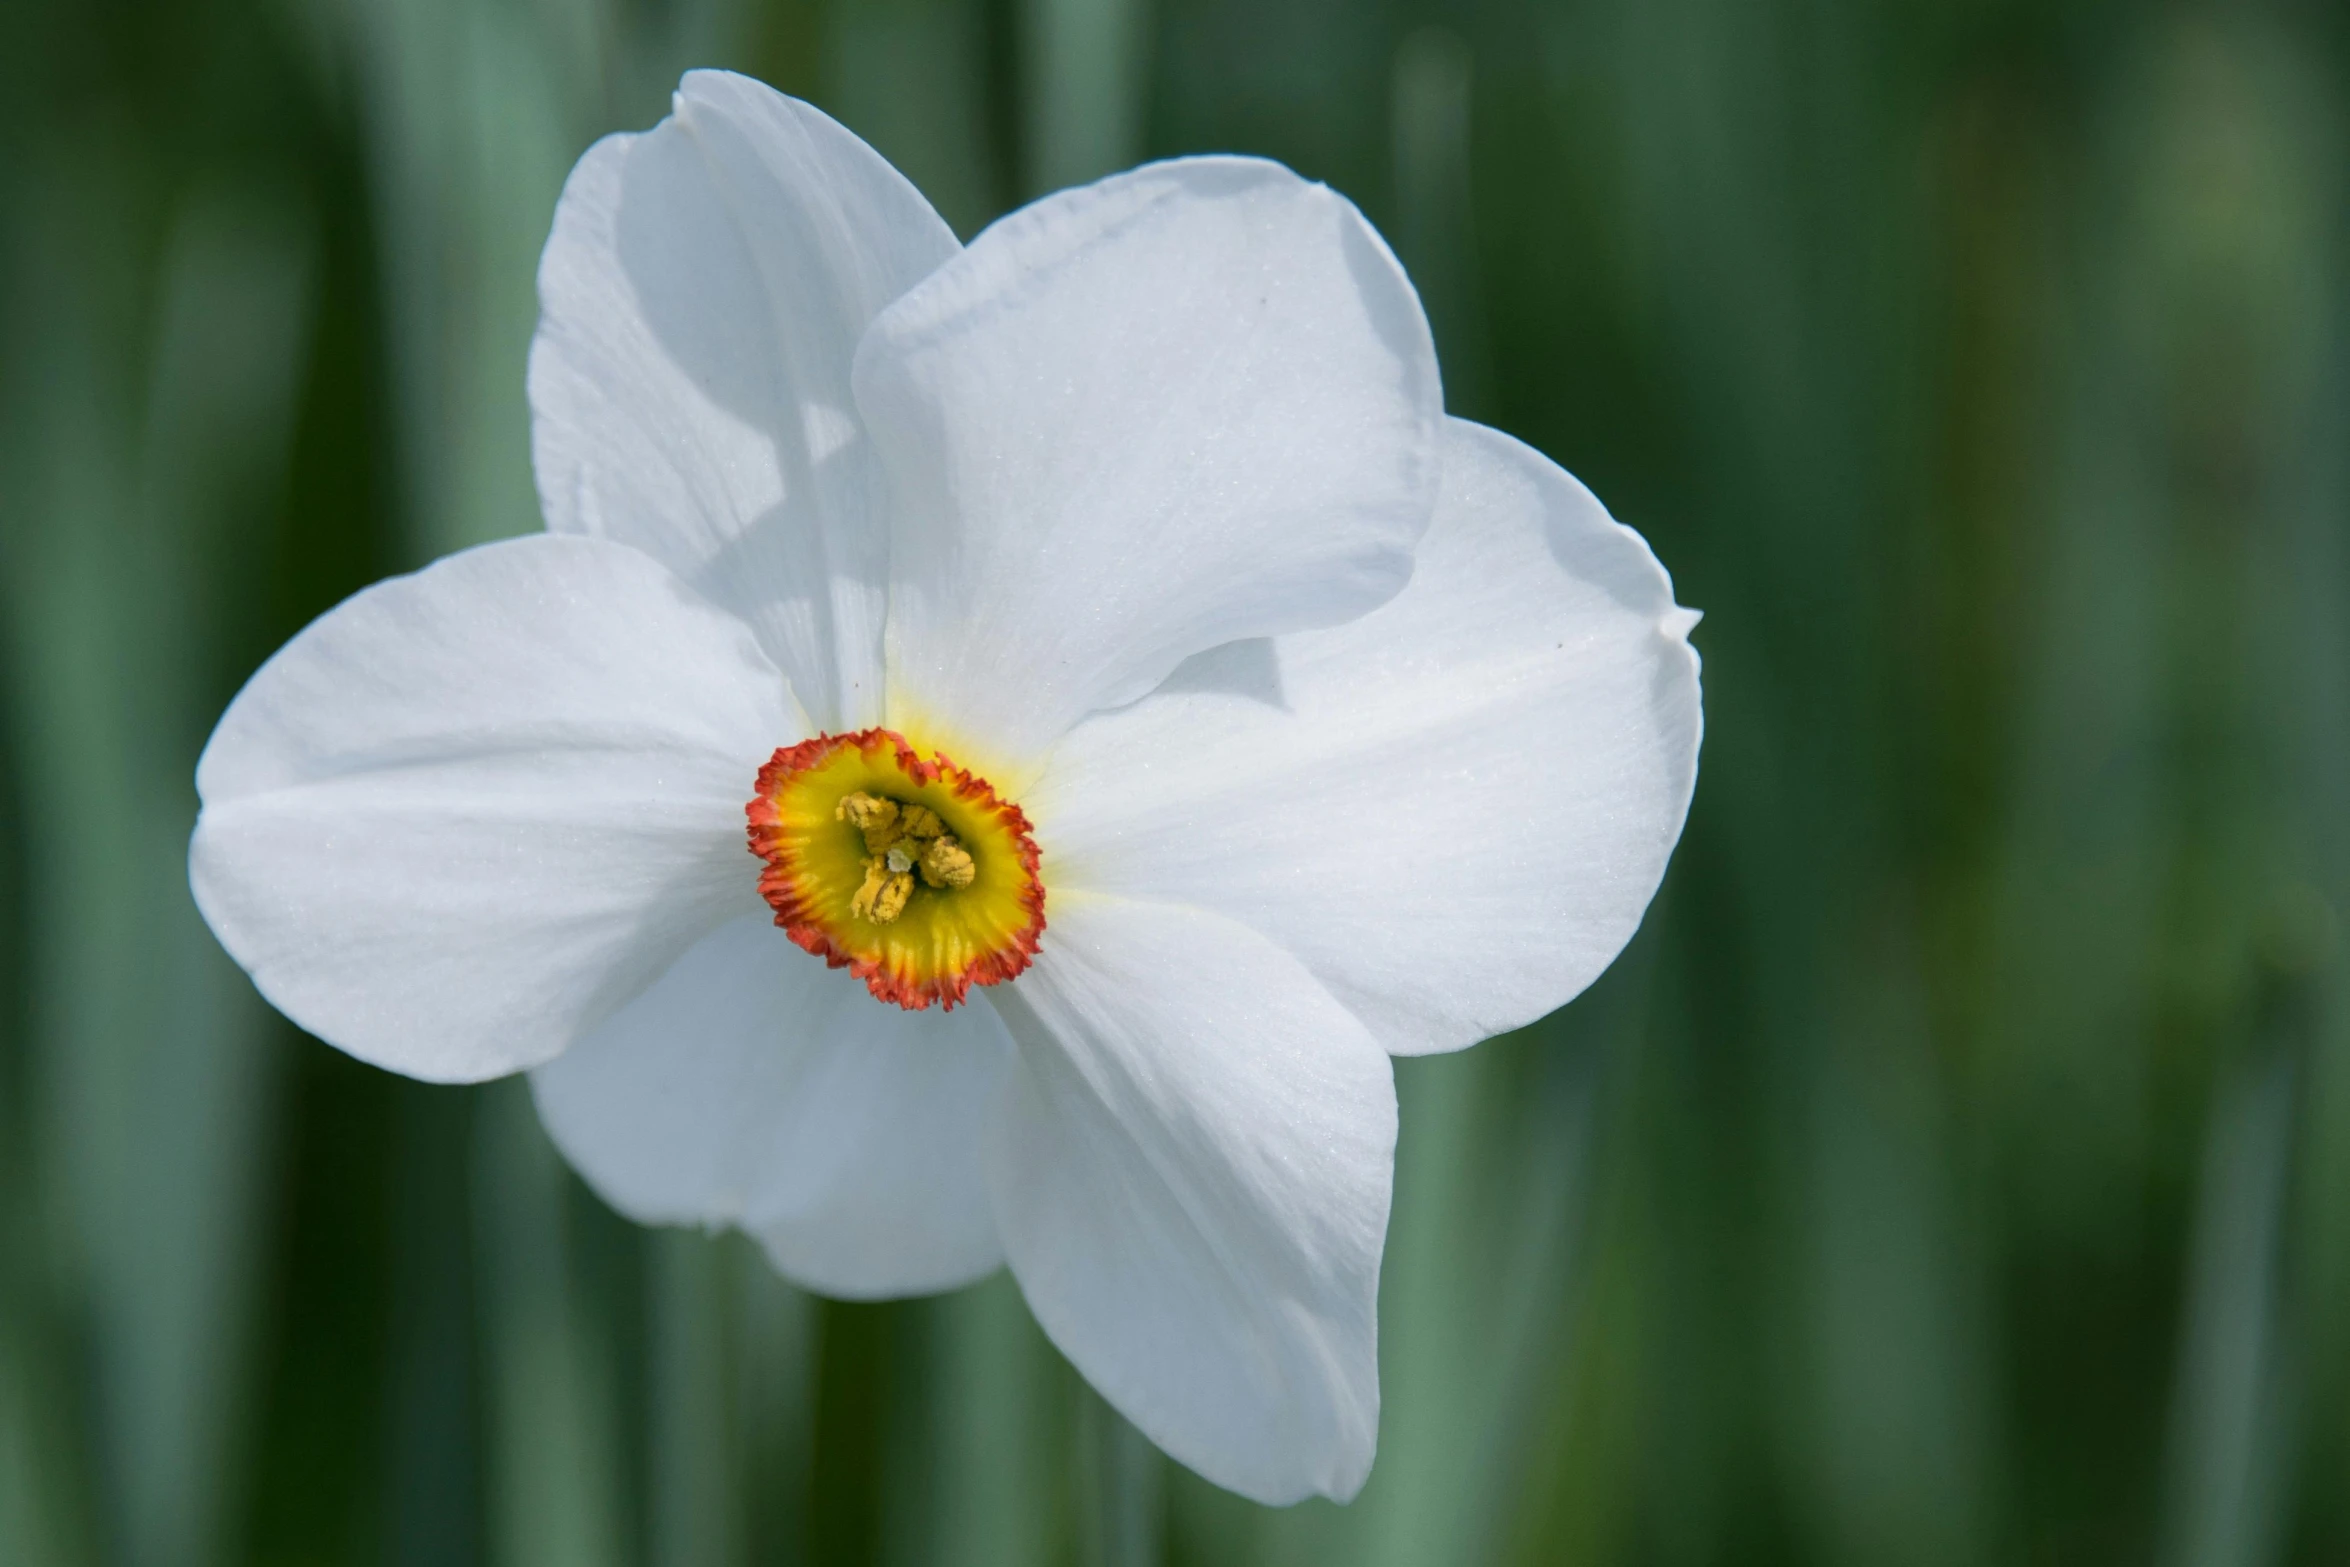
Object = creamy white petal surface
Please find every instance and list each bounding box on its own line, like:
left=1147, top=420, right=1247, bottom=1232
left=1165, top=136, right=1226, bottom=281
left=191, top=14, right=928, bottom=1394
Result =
left=1031, top=419, right=1703, bottom=1056
left=982, top=894, right=1394, bottom=1505
left=532, top=916, right=1008, bottom=1297
left=856, top=157, right=1443, bottom=773
left=530, top=70, right=958, bottom=731
left=191, top=536, right=800, bottom=1083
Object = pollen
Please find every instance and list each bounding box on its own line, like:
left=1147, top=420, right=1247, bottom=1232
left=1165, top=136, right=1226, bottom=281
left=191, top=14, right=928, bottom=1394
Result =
left=747, top=729, right=1045, bottom=1009
left=833, top=790, right=976, bottom=924
left=919, top=835, right=976, bottom=889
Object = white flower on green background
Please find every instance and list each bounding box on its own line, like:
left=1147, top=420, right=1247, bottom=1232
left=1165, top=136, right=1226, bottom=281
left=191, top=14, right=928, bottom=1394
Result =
left=188, top=70, right=1701, bottom=1505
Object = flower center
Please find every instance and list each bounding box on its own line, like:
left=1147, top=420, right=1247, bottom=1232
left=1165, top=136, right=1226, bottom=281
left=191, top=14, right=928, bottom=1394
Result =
left=746, top=729, right=1044, bottom=1010
left=836, top=791, right=977, bottom=923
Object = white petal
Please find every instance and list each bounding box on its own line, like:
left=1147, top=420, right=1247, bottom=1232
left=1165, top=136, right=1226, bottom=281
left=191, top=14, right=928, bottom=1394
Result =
left=855, top=157, right=1442, bottom=773
left=529, top=70, right=959, bottom=731
left=1030, top=418, right=1703, bottom=1055
left=531, top=917, right=1008, bottom=1297
left=190, top=536, right=801, bottom=1083
left=983, top=893, right=1394, bottom=1504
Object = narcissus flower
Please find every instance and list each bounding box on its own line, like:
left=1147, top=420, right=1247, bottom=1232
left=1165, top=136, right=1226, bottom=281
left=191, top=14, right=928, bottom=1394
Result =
left=189, top=70, right=1702, bottom=1504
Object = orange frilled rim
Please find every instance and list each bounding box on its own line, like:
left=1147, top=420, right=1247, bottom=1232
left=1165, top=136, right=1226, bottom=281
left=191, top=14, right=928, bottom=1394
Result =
left=746, top=728, right=1045, bottom=1010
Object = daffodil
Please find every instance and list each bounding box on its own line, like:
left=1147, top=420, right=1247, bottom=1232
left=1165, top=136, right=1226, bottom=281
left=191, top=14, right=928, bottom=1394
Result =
left=189, top=70, right=1702, bottom=1504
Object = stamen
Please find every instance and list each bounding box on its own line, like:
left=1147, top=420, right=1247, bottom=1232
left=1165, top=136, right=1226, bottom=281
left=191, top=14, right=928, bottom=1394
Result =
left=832, top=783, right=983, bottom=925
left=836, top=791, right=902, bottom=854
left=749, top=728, right=1046, bottom=1009
left=851, top=860, right=915, bottom=923
left=919, top=836, right=976, bottom=889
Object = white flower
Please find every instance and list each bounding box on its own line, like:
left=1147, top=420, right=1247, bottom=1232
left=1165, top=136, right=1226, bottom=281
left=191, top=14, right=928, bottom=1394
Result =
left=188, top=70, right=1702, bottom=1504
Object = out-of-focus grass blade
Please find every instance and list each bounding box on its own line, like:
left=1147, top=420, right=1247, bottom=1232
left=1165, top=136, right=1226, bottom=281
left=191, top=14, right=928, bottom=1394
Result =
left=730, top=1235, right=819, bottom=1566
left=384, top=1085, right=488, bottom=1567
left=1798, top=964, right=1990, bottom=1567
left=1073, top=1379, right=1163, bottom=1567
left=326, top=0, right=597, bottom=560
left=829, top=0, right=1013, bottom=236
left=896, top=1277, right=1071, bottom=1567
left=0, top=1325, right=88, bottom=1567
left=651, top=1231, right=738, bottom=1567
left=1020, top=0, right=1151, bottom=196
left=0, top=137, right=313, bottom=1567
left=2161, top=1054, right=2295, bottom=1567
left=1390, top=27, right=1488, bottom=416
left=2110, top=16, right=2342, bottom=1567
left=473, top=1080, right=629, bottom=1567
left=1541, top=4, right=1982, bottom=1564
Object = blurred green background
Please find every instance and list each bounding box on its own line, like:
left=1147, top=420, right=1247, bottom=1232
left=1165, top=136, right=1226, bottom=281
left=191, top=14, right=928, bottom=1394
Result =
left=4, top=0, right=2348, bottom=1562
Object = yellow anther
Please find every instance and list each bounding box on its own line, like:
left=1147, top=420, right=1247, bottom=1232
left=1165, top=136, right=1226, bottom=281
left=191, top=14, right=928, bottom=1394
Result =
left=900, top=804, right=945, bottom=841
left=850, top=858, right=915, bottom=924
left=836, top=792, right=902, bottom=854
left=918, top=835, right=977, bottom=890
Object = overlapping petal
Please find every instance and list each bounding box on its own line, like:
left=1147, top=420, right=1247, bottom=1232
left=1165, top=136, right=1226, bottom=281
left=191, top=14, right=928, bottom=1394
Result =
left=1030, top=419, right=1703, bottom=1055
left=982, top=894, right=1394, bottom=1505
left=532, top=917, right=1008, bottom=1297
left=191, top=536, right=801, bottom=1082
left=854, top=157, right=1443, bottom=776
left=530, top=69, right=959, bottom=731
